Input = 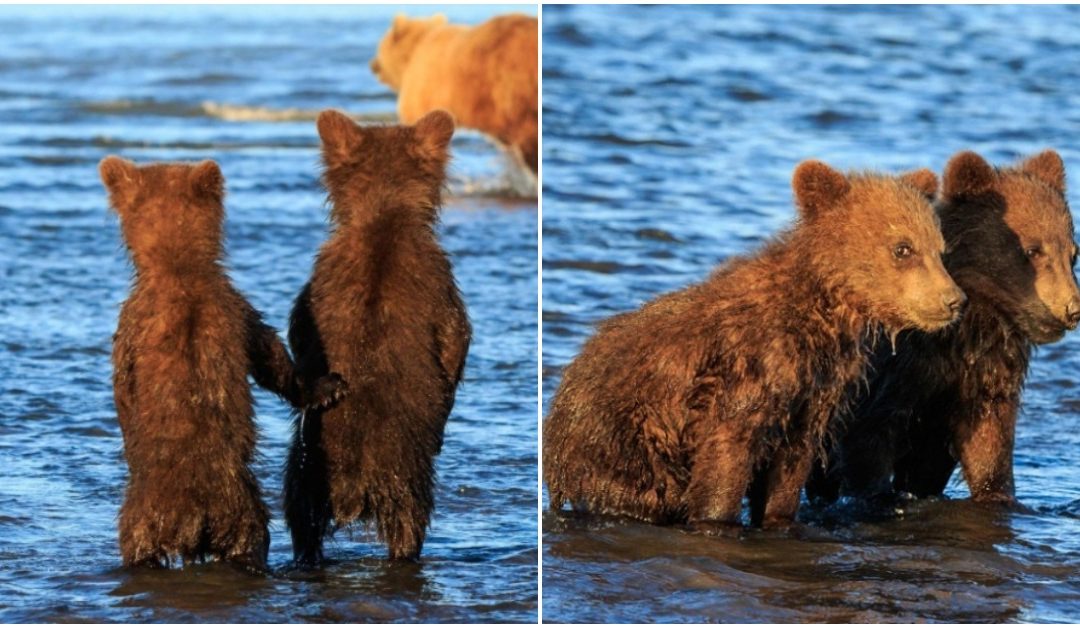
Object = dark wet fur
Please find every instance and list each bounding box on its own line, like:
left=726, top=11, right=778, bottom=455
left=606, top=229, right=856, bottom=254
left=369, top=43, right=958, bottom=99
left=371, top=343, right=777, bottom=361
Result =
left=284, top=110, right=471, bottom=562
left=809, top=150, right=1079, bottom=505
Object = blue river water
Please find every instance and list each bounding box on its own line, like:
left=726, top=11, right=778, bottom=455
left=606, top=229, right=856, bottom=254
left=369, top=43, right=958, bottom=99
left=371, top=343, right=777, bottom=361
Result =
left=542, top=5, right=1080, bottom=622
left=0, top=5, right=536, bottom=622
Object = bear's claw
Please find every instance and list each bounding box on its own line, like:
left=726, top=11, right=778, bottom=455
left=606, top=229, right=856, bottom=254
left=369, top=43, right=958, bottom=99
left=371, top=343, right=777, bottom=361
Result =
left=308, top=373, right=347, bottom=410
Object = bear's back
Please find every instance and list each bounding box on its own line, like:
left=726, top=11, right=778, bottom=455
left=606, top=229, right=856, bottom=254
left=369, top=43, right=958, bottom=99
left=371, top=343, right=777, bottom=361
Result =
left=311, top=226, right=456, bottom=400
left=117, top=278, right=253, bottom=450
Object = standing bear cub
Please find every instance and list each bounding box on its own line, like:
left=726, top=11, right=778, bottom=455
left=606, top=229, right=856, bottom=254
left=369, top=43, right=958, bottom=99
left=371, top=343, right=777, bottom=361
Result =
left=101, top=157, right=345, bottom=571
left=544, top=162, right=964, bottom=531
left=370, top=13, right=538, bottom=174
left=284, top=109, right=471, bottom=563
left=808, top=150, right=1080, bottom=505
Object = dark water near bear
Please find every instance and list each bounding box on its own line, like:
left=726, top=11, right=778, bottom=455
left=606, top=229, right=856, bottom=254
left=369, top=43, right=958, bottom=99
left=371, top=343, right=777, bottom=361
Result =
left=0, top=5, right=536, bottom=622
left=543, top=5, right=1080, bottom=622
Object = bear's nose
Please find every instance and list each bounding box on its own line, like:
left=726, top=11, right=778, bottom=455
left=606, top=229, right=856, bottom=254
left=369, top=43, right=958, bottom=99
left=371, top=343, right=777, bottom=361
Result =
left=1065, top=299, right=1080, bottom=328
left=370, top=59, right=380, bottom=74
left=944, top=289, right=967, bottom=316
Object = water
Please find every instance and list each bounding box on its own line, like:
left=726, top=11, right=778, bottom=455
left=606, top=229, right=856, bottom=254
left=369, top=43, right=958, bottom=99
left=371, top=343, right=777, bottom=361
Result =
left=542, top=5, right=1080, bottom=622
left=0, top=5, right=537, bottom=622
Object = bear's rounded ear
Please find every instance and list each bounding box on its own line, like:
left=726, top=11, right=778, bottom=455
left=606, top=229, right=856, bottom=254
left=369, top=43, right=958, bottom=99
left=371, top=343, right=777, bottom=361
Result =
left=900, top=168, right=938, bottom=201
left=431, top=13, right=448, bottom=26
left=99, top=155, right=140, bottom=208
left=392, top=13, right=409, bottom=35
left=943, top=150, right=995, bottom=199
left=414, top=109, right=455, bottom=159
left=99, top=155, right=138, bottom=192
left=190, top=160, right=224, bottom=200
left=792, top=160, right=849, bottom=219
left=317, top=109, right=363, bottom=164
left=1019, top=149, right=1065, bottom=194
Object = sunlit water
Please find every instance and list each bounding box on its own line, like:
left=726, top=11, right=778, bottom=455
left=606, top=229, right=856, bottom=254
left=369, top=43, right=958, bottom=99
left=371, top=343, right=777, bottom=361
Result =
left=0, top=5, right=537, bottom=622
left=542, top=5, right=1080, bottom=622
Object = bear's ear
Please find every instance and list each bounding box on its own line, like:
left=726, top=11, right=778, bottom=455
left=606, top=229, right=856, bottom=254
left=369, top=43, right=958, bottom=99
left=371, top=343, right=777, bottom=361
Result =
left=99, top=156, right=140, bottom=207
left=392, top=13, right=408, bottom=32
left=190, top=160, right=224, bottom=200
left=414, top=109, right=455, bottom=160
left=317, top=109, right=364, bottom=165
left=1019, top=149, right=1065, bottom=194
left=431, top=13, right=448, bottom=26
left=943, top=151, right=995, bottom=199
left=792, top=160, right=849, bottom=219
left=99, top=155, right=138, bottom=192
left=900, top=168, right=938, bottom=201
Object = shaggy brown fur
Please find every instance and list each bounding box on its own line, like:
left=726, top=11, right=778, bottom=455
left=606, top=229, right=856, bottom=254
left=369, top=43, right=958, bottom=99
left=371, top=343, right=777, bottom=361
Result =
left=370, top=13, right=538, bottom=173
left=544, top=162, right=965, bottom=531
left=807, top=150, right=1080, bottom=505
left=101, top=157, right=345, bottom=571
left=283, top=109, right=471, bottom=563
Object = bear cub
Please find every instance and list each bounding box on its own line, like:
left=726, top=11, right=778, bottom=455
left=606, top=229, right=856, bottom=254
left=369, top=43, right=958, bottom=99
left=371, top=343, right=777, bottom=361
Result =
left=101, top=157, right=344, bottom=571
left=544, top=161, right=964, bottom=532
left=284, top=109, right=471, bottom=563
left=808, top=150, right=1080, bottom=505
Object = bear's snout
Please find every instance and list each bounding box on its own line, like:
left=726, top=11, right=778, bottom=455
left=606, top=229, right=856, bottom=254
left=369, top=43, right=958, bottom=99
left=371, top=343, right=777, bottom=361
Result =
left=943, top=288, right=967, bottom=318
left=1064, top=298, right=1080, bottom=329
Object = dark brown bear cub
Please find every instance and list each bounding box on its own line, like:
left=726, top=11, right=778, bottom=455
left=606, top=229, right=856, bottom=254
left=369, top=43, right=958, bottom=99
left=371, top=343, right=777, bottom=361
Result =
left=808, top=150, right=1080, bottom=505
left=101, top=157, right=343, bottom=571
left=284, top=109, right=471, bottom=563
left=544, top=162, right=964, bottom=531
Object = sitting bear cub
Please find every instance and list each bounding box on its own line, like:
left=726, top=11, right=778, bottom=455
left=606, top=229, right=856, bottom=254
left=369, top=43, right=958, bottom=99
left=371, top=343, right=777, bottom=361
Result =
left=544, top=162, right=964, bottom=531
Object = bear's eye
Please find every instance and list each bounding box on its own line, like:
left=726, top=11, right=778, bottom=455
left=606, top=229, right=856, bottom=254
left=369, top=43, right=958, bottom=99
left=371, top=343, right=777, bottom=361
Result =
left=1024, top=245, right=1043, bottom=259
left=893, top=243, right=914, bottom=259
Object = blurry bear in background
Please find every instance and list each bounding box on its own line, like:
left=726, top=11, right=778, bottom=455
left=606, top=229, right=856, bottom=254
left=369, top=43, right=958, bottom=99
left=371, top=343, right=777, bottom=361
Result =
left=371, top=13, right=538, bottom=175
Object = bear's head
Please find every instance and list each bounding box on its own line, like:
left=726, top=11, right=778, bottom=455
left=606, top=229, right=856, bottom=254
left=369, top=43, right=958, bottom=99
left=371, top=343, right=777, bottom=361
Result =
left=938, top=150, right=1079, bottom=343
left=316, top=108, right=454, bottom=223
left=370, top=13, right=448, bottom=90
left=793, top=160, right=965, bottom=334
left=99, top=157, right=225, bottom=270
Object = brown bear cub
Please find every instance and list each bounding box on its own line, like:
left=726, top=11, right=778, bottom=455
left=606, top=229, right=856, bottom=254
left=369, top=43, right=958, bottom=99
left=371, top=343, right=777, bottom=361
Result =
left=807, top=150, right=1080, bottom=505
left=101, top=157, right=345, bottom=571
left=283, top=109, right=471, bottom=563
left=544, top=162, right=965, bottom=532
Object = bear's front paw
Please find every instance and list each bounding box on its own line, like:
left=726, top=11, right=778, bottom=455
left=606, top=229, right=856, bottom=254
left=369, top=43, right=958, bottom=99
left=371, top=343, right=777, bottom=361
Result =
left=972, top=492, right=1028, bottom=512
left=308, top=373, right=348, bottom=409
left=687, top=519, right=744, bottom=539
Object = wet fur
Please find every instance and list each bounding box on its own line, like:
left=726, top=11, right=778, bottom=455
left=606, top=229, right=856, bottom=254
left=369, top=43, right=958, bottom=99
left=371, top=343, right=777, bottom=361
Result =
left=283, top=110, right=471, bottom=562
left=809, top=150, right=1079, bottom=505
left=544, top=163, right=958, bottom=530
left=102, top=158, right=338, bottom=571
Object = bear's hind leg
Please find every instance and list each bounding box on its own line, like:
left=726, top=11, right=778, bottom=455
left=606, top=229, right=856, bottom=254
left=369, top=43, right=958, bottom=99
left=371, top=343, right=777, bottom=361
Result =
left=373, top=481, right=431, bottom=562
left=381, top=500, right=428, bottom=562
left=284, top=409, right=333, bottom=566
left=208, top=476, right=270, bottom=573
left=119, top=487, right=175, bottom=568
